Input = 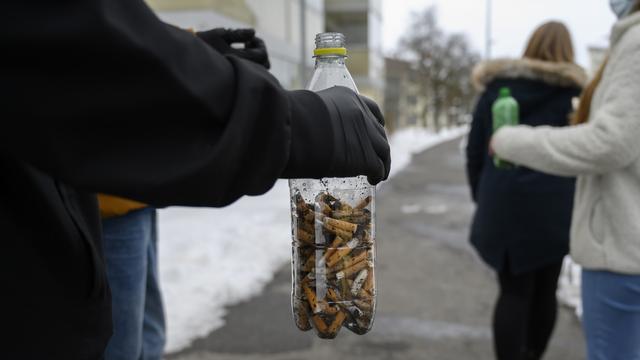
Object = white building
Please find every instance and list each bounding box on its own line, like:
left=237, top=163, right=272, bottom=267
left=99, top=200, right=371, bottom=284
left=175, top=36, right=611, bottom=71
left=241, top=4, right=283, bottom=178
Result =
left=146, top=0, right=325, bottom=88
left=325, top=0, right=385, bottom=102
left=145, top=0, right=385, bottom=102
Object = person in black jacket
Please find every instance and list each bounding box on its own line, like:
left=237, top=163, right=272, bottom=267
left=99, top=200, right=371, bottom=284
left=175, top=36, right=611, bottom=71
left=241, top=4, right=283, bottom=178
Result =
left=466, top=21, right=586, bottom=360
left=0, top=1, right=391, bottom=359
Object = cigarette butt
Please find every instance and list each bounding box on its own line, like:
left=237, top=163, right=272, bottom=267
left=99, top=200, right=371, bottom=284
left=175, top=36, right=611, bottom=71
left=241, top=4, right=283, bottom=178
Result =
left=362, top=230, right=373, bottom=244
left=293, top=299, right=312, bottom=331
left=326, top=288, right=341, bottom=303
left=324, top=217, right=358, bottom=233
left=303, top=282, right=335, bottom=315
left=333, top=251, right=367, bottom=272
left=299, top=220, right=314, bottom=235
left=344, top=215, right=370, bottom=225
left=296, top=228, right=314, bottom=245
left=318, top=202, right=332, bottom=215
left=332, top=210, right=353, bottom=219
left=303, top=270, right=315, bottom=282
left=302, top=254, right=316, bottom=272
left=327, top=310, right=347, bottom=334
left=355, top=196, right=372, bottom=210
left=326, top=239, right=360, bottom=267
left=336, top=259, right=368, bottom=280
left=323, top=223, right=353, bottom=240
left=363, top=266, right=374, bottom=292
left=351, top=269, right=369, bottom=296
left=323, top=304, right=339, bottom=315
left=338, top=274, right=351, bottom=300
left=357, top=287, right=373, bottom=300
left=322, top=236, right=345, bottom=261
left=327, top=247, right=352, bottom=268
left=352, top=315, right=373, bottom=335
left=347, top=305, right=365, bottom=318
left=304, top=211, right=315, bottom=223
left=315, top=193, right=336, bottom=204
left=333, top=200, right=353, bottom=213
left=303, top=283, right=321, bottom=314
left=295, top=193, right=310, bottom=213
left=353, top=299, right=373, bottom=312
left=311, top=314, right=329, bottom=334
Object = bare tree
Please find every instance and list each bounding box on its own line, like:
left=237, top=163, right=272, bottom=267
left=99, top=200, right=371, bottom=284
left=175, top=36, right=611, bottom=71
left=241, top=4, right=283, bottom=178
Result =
left=399, top=7, right=480, bottom=130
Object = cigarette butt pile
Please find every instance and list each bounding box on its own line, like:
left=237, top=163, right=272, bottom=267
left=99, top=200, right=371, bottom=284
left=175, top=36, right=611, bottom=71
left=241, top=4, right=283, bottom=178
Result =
left=292, top=192, right=375, bottom=338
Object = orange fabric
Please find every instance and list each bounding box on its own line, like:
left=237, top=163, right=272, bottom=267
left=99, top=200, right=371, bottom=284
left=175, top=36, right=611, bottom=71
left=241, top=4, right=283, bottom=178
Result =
left=98, top=194, right=147, bottom=219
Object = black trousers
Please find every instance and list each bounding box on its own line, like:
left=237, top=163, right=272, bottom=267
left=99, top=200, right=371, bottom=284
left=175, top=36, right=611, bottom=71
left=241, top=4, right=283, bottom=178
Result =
left=493, top=261, right=564, bottom=360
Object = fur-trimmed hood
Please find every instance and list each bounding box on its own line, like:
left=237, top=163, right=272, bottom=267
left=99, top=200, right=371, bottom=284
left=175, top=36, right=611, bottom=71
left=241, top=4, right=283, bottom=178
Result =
left=472, top=58, right=588, bottom=91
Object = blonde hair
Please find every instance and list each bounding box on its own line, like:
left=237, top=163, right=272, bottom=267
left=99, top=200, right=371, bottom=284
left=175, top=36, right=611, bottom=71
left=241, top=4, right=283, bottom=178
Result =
left=523, top=21, right=575, bottom=63
left=572, top=0, right=640, bottom=125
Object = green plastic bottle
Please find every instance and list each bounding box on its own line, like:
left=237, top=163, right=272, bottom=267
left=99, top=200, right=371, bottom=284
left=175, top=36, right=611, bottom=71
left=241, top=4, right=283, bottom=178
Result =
left=492, top=87, right=519, bottom=169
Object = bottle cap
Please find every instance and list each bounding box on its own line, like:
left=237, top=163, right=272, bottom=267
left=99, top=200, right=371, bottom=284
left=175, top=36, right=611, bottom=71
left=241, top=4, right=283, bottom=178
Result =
left=499, top=87, right=511, bottom=98
left=314, top=32, right=347, bottom=57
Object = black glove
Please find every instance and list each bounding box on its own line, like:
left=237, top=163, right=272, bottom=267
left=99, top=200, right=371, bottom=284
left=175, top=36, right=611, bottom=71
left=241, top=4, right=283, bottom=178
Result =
left=284, top=86, right=391, bottom=185
left=197, top=28, right=271, bottom=69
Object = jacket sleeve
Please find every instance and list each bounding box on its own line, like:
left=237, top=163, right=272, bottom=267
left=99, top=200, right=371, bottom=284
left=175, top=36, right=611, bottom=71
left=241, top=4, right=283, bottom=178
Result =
left=0, top=0, right=332, bottom=207
left=466, top=91, right=491, bottom=202
left=493, top=38, right=640, bottom=177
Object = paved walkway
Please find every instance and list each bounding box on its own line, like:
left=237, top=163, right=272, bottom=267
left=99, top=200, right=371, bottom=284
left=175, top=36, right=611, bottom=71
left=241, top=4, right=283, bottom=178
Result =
left=171, top=137, right=585, bottom=360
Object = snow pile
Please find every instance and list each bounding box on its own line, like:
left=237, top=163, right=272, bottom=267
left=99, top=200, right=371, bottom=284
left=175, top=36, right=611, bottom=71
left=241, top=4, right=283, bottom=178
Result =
left=158, top=126, right=468, bottom=352
left=158, top=181, right=291, bottom=352
left=388, top=126, right=469, bottom=178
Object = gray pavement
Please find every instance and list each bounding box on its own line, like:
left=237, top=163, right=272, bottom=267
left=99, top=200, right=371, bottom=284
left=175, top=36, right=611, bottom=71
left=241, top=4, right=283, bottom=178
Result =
left=170, top=137, right=586, bottom=360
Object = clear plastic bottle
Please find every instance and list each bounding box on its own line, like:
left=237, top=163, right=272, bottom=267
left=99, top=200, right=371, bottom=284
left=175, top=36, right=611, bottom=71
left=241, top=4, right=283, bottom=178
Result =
left=289, top=33, right=377, bottom=339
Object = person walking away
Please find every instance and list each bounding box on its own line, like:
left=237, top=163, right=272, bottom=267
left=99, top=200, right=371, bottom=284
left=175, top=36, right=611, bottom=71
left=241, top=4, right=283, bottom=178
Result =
left=467, top=21, right=586, bottom=360
left=491, top=1, right=640, bottom=359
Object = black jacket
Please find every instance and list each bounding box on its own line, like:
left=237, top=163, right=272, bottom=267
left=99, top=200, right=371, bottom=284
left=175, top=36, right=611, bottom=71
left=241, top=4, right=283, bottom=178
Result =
left=1, top=1, right=333, bottom=359
left=466, top=58, right=586, bottom=275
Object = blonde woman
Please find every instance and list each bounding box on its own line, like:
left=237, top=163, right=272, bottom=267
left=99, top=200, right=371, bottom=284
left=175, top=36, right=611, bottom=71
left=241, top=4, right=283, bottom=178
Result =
left=467, top=21, right=586, bottom=360
left=491, top=1, right=640, bottom=359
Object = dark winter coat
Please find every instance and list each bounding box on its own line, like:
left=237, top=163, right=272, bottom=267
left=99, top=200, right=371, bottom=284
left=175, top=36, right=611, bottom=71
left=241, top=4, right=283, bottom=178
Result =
left=466, top=58, right=587, bottom=275
left=1, top=1, right=333, bottom=359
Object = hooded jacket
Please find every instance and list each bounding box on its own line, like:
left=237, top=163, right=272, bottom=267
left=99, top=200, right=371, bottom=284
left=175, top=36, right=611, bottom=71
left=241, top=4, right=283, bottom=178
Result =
left=467, top=58, right=586, bottom=274
left=494, top=13, right=640, bottom=275
left=0, top=0, right=334, bottom=358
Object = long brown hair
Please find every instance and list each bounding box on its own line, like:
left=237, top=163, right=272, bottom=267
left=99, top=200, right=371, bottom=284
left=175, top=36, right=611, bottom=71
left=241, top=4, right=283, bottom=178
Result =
left=572, top=0, right=640, bottom=125
left=523, top=21, right=575, bottom=63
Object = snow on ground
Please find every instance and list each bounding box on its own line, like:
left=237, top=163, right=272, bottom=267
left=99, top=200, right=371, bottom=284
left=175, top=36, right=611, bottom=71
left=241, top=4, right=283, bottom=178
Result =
left=158, top=126, right=469, bottom=353
left=388, top=126, right=469, bottom=178
left=158, top=181, right=291, bottom=352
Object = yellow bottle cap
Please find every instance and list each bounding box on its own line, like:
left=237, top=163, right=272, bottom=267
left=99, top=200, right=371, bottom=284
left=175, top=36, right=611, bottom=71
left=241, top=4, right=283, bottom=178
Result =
left=313, top=47, right=348, bottom=57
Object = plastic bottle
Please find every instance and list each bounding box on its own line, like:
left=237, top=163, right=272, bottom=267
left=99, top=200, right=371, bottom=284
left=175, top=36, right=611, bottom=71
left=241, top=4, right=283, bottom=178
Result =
left=492, top=87, right=519, bottom=169
left=289, top=32, right=377, bottom=339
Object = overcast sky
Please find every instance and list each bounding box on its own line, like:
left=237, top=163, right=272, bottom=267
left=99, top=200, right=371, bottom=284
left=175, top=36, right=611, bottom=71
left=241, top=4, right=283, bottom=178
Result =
left=382, top=0, right=617, bottom=69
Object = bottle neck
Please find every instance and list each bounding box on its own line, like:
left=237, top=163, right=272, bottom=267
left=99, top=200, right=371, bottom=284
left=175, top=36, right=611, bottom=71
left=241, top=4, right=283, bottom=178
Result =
left=315, top=55, right=347, bottom=68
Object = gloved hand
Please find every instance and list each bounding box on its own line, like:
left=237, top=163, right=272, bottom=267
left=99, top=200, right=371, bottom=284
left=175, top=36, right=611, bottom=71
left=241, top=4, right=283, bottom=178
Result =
left=197, top=28, right=271, bottom=69
left=284, top=86, right=391, bottom=185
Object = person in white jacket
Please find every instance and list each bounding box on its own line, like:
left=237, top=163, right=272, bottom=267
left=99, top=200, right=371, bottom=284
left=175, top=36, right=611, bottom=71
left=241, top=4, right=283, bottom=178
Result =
left=491, top=1, right=640, bottom=359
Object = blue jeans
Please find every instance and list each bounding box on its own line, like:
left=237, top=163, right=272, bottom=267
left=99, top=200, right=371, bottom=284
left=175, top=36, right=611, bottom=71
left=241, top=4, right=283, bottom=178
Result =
left=582, top=269, right=640, bottom=360
left=102, top=208, right=166, bottom=360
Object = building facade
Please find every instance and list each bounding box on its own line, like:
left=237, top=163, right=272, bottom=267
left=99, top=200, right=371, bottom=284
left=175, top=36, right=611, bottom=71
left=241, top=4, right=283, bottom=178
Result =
left=324, top=0, right=385, bottom=103
left=146, top=0, right=325, bottom=89
left=145, top=0, right=385, bottom=103
left=384, top=58, right=425, bottom=133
